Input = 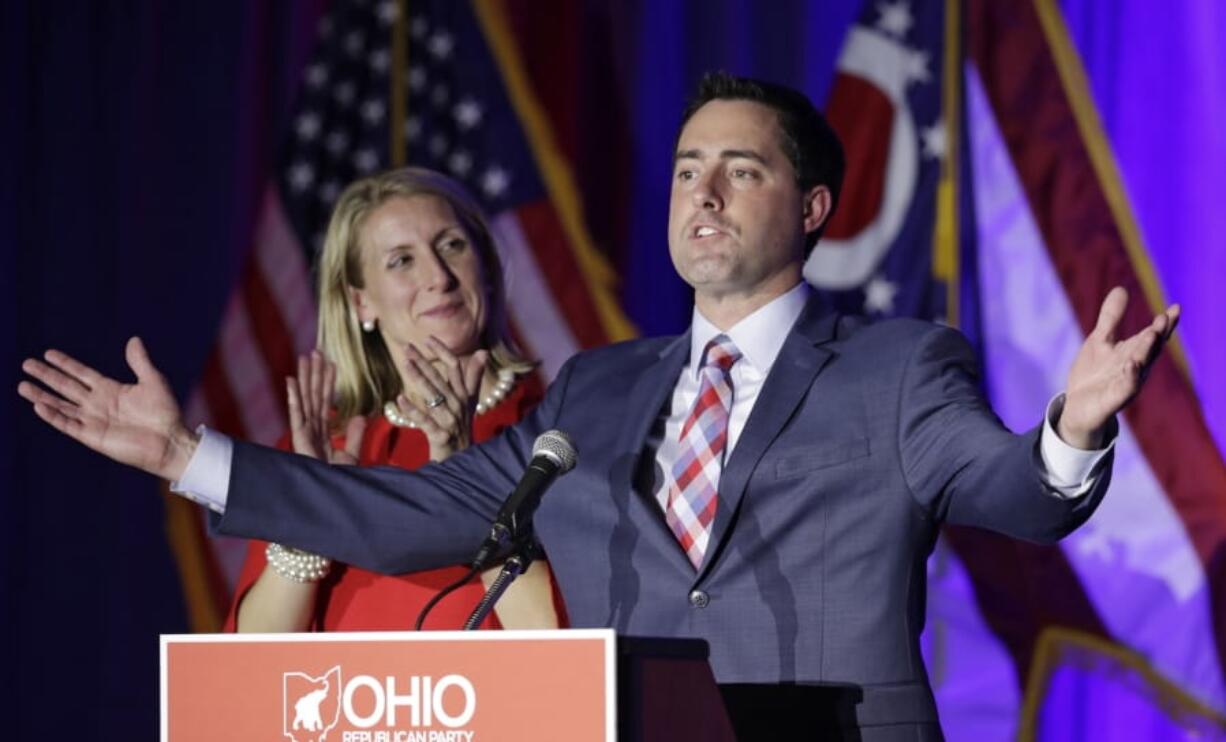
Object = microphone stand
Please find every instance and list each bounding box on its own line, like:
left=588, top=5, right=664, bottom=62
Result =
left=462, top=532, right=540, bottom=631
left=457, top=429, right=576, bottom=630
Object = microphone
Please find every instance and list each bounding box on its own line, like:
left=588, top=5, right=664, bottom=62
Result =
left=470, top=430, right=577, bottom=570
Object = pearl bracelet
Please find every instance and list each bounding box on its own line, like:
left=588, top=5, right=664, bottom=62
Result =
left=266, top=542, right=332, bottom=583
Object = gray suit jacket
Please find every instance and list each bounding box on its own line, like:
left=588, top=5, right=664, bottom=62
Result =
left=219, top=296, right=1111, bottom=735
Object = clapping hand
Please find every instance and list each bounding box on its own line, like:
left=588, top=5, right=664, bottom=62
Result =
left=285, top=350, right=365, bottom=465
left=1059, top=287, right=1181, bottom=449
left=17, top=337, right=197, bottom=481
left=387, top=336, right=487, bottom=462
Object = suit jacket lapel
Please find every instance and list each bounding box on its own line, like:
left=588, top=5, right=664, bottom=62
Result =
left=616, top=332, right=690, bottom=458
left=698, top=298, right=840, bottom=576
left=611, top=335, right=691, bottom=560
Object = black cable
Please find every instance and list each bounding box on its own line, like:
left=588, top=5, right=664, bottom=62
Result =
left=414, top=564, right=482, bottom=630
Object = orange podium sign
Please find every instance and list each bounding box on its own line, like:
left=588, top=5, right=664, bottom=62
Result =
left=160, top=629, right=617, bottom=742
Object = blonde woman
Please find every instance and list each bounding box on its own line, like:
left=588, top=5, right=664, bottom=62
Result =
left=227, top=168, right=563, bottom=632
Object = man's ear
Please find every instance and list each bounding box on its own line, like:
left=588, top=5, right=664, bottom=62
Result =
left=801, top=185, right=833, bottom=236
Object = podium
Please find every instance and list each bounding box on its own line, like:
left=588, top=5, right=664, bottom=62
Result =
left=160, top=629, right=736, bottom=741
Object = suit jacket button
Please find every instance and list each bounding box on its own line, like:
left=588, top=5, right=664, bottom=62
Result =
left=689, top=590, right=709, bottom=608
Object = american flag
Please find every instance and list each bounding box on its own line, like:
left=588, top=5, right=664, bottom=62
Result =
left=164, top=0, right=634, bottom=632
left=809, top=0, right=1226, bottom=737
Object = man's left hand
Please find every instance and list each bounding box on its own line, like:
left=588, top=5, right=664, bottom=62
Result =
left=1059, top=286, right=1180, bottom=449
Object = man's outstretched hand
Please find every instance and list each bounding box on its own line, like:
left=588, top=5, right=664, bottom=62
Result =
left=17, top=337, right=198, bottom=481
left=1059, top=287, right=1180, bottom=449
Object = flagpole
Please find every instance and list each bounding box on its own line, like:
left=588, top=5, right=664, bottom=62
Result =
left=932, top=0, right=962, bottom=328
left=390, top=0, right=408, bottom=167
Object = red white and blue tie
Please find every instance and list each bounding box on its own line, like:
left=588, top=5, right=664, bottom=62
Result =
left=667, top=335, right=741, bottom=568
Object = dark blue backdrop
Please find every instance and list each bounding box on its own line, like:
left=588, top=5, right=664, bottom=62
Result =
left=4, top=2, right=326, bottom=733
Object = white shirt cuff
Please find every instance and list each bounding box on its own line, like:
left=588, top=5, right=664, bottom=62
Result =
left=169, top=426, right=233, bottom=513
left=1038, top=394, right=1114, bottom=499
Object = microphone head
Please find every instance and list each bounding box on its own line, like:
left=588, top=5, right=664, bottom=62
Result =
left=532, top=430, right=578, bottom=473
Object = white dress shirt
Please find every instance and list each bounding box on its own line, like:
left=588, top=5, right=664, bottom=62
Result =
left=174, top=282, right=1112, bottom=512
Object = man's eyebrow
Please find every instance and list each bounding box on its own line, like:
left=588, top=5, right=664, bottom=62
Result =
left=720, top=149, right=768, bottom=164
left=672, top=148, right=768, bottom=164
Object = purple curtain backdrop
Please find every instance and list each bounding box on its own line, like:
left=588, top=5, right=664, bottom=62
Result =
left=1059, top=0, right=1226, bottom=461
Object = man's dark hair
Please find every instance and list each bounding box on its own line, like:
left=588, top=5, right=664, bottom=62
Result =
left=680, top=71, right=845, bottom=252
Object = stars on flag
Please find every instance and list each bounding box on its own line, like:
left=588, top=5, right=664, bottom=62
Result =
left=408, top=65, right=427, bottom=92
left=921, top=121, right=946, bottom=159
left=360, top=99, right=386, bottom=126
left=304, top=63, right=328, bottom=89
left=375, top=0, right=399, bottom=25
left=296, top=112, right=321, bottom=141
left=876, top=1, right=913, bottom=39
left=453, top=98, right=483, bottom=130
left=480, top=166, right=510, bottom=198
left=343, top=30, right=365, bottom=58
left=904, top=49, right=931, bottom=86
left=353, top=148, right=379, bottom=174
left=288, top=162, right=315, bottom=193
left=325, top=130, right=350, bottom=156
left=404, top=116, right=423, bottom=141
left=333, top=81, right=357, bottom=106
left=448, top=151, right=473, bottom=177
left=844, top=1, right=943, bottom=319
left=318, top=179, right=341, bottom=206
left=402, top=23, right=514, bottom=205
left=864, top=275, right=900, bottom=315
left=428, top=133, right=449, bottom=158
left=278, top=3, right=520, bottom=241
left=368, top=48, right=390, bottom=73
left=427, top=30, right=454, bottom=60
left=410, top=15, right=429, bottom=40
left=431, top=84, right=450, bottom=109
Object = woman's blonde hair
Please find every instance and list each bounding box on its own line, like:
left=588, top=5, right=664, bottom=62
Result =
left=316, top=167, right=534, bottom=422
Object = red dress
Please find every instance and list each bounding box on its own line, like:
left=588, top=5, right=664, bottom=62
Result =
left=223, top=375, right=559, bottom=631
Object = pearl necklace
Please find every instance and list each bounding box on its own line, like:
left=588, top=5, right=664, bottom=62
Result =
left=382, top=368, right=518, bottom=428
left=476, top=368, right=517, bottom=414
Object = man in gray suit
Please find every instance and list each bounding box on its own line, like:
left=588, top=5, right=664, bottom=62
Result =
left=20, top=73, right=1179, bottom=739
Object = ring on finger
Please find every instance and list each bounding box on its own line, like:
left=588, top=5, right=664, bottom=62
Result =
left=426, top=394, right=446, bottom=409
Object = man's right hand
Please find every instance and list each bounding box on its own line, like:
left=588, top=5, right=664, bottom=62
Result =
left=17, top=336, right=198, bottom=481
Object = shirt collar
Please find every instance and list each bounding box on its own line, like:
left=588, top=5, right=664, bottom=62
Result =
left=689, top=281, right=810, bottom=377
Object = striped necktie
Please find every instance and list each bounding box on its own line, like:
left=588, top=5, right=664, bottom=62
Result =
left=666, top=334, right=741, bottom=568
